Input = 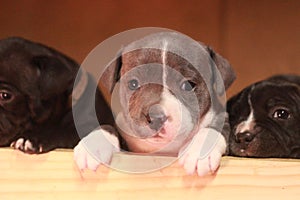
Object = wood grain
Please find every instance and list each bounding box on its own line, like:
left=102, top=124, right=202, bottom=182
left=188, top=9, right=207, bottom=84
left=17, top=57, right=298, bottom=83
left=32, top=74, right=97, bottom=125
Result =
left=0, top=148, right=299, bottom=200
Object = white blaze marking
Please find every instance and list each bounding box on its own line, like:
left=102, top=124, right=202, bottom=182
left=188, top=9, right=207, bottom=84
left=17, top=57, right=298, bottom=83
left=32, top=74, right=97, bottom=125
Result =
left=159, top=41, right=194, bottom=152
left=161, top=40, right=168, bottom=91
left=238, top=111, right=254, bottom=133
left=235, top=92, right=255, bottom=134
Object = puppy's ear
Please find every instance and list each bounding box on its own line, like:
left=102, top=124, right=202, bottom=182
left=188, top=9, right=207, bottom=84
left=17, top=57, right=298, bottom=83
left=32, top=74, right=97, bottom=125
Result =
left=99, top=53, right=122, bottom=101
left=32, top=55, right=76, bottom=98
left=29, top=55, right=77, bottom=122
left=206, top=46, right=236, bottom=93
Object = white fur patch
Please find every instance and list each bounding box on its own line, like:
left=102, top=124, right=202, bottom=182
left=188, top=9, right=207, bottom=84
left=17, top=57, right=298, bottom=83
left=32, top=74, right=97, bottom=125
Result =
left=161, top=40, right=168, bottom=89
left=235, top=93, right=255, bottom=134
left=102, top=129, right=120, bottom=148
left=178, top=128, right=226, bottom=176
left=74, top=128, right=120, bottom=171
left=199, top=108, right=215, bottom=129
left=236, top=111, right=255, bottom=134
left=161, top=88, right=193, bottom=130
left=158, top=88, right=194, bottom=153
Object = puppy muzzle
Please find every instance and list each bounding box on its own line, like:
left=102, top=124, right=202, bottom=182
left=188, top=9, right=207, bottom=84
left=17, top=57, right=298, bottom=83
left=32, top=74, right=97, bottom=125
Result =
left=147, top=104, right=168, bottom=131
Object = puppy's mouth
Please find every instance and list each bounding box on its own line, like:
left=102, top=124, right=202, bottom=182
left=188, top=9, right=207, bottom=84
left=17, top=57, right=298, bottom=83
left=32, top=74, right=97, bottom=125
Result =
left=144, top=111, right=178, bottom=144
left=145, top=127, right=175, bottom=144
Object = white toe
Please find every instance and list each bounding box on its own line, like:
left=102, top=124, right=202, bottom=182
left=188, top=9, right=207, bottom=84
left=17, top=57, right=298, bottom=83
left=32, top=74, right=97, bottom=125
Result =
left=15, top=138, right=25, bottom=150
left=24, top=140, right=34, bottom=151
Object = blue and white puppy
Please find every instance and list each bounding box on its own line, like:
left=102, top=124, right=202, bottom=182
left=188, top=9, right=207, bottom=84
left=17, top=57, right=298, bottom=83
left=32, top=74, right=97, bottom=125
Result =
left=74, top=32, right=236, bottom=176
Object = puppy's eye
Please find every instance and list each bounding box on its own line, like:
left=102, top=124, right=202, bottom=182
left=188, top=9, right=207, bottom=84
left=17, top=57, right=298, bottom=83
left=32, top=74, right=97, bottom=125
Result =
left=181, top=80, right=196, bottom=91
left=0, top=91, right=13, bottom=101
left=128, top=79, right=140, bottom=90
left=272, top=109, right=290, bottom=120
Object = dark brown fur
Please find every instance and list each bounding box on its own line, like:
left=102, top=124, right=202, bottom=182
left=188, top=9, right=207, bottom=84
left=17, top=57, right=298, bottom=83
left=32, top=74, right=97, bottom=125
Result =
left=227, top=74, right=300, bottom=158
left=0, top=37, right=113, bottom=153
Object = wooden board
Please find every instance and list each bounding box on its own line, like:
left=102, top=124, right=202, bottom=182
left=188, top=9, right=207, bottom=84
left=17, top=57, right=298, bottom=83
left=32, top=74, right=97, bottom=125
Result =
left=0, top=148, right=299, bottom=200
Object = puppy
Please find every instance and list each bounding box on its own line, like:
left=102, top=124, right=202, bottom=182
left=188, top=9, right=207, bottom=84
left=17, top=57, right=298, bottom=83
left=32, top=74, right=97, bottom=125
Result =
left=0, top=37, right=113, bottom=153
left=74, top=32, right=236, bottom=175
left=227, top=74, right=300, bottom=158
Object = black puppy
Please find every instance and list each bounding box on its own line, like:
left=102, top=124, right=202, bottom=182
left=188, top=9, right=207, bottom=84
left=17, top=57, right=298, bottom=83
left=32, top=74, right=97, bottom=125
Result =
left=0, top=37, right=113, bottom=154
left=227, top=75, right=300, bottom=158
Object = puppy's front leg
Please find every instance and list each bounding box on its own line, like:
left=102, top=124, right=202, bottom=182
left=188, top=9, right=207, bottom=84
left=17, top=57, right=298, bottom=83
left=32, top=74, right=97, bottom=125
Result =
left=178, top=128, right=226, bottom=176
left=74, top=126, right=120, bottom=171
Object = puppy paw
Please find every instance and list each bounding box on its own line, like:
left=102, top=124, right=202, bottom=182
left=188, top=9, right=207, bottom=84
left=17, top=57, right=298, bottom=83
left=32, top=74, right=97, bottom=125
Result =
left=10, top=138, right=43, bottom=154
left=178, top=128, right=226, bottom=176
left=74, top=127, right=120, bottom=171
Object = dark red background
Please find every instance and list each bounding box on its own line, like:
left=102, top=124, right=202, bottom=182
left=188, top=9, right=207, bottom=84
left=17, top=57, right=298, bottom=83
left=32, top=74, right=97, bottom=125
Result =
left=1, top=0, right=299, bottom=97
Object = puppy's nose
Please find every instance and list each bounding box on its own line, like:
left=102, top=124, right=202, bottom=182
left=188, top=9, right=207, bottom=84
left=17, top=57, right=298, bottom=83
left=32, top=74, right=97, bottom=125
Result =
left=147, top=105, right=168, bottom=131
left=235, top=131, right=255, bottom=143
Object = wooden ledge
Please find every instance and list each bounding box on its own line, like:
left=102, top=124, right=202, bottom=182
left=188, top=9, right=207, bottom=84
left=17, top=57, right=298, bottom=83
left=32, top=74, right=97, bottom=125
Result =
left=0, top=148, right=299, bottom=200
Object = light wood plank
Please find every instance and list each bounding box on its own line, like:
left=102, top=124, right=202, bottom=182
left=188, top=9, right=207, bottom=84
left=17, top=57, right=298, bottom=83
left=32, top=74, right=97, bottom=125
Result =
left=0, top=148, right=299, bottom=200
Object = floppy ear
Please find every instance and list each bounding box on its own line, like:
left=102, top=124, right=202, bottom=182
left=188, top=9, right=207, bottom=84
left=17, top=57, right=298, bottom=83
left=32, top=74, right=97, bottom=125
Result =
left=98, top=53, right=122, bottom=102
left=206, top=46, right=236, bottom=93
left=32, top=55, right=76, bottom=98
left=29, top=55, right=77, bottom=122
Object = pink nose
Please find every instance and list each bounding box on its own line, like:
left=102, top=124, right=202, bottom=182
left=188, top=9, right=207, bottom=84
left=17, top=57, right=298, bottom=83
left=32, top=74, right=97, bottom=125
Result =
left=147, top=104, right=168, bottom=131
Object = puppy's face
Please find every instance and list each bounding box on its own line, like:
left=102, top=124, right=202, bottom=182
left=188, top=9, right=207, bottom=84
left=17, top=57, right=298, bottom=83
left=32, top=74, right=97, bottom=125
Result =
left=0, top=81, right=30, bottom=145
left=228, top=76, right=300, bottom=158
left=0, top=37, right=77, bottom=147
left=100, top=32, right=235, bottom=156
left=0, top=46, right=41, bottom=145
left=115, top=49, right=211, bottom=154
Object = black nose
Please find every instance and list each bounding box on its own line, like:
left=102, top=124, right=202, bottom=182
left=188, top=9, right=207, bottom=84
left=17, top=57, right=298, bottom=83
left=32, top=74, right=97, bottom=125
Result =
left=235, top=131, right=255, bottom=143
left=147, top=105, right=167, bottom=131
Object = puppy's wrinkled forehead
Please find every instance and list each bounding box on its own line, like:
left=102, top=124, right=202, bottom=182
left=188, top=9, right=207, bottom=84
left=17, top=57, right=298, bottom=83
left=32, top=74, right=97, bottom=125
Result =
left=121, top=32, right=213, bottom=79
left=0, top=45, right=40, bottom=92
left=252, top=81, right=300, bottom=104
left=121, top=49, right=198, bottom=78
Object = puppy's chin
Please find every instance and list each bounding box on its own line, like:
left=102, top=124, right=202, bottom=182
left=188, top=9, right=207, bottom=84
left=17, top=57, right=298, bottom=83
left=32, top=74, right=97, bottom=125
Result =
left=229, top=144, right=257, bottom=157
left=119, top=133, right=177, bottom=156
left=230, top=136, right=266, bottom=157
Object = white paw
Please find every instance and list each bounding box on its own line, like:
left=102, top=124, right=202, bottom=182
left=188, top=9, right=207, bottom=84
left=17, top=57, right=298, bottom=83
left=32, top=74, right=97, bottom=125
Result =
left=10, top=138, right=42, bottom=153
left=74, top=128, right=120, bottom=171
left=74, top=142, right=102, bottom=171
left=178, top=128, right=226, bottom=176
